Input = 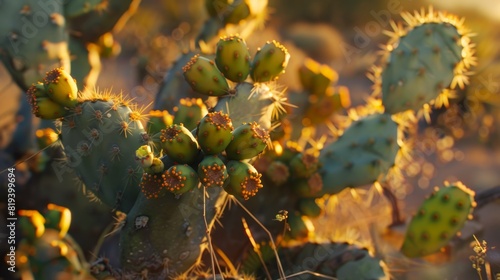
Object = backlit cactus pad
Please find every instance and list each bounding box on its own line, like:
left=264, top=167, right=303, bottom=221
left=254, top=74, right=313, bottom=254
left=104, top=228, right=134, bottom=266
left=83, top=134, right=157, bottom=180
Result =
left=401, top=181, right=476, bottom=258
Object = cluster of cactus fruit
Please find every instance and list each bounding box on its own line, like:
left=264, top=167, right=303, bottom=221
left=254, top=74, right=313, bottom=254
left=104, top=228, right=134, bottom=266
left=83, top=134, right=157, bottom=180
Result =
left=5, top=3, right=482, bottom=280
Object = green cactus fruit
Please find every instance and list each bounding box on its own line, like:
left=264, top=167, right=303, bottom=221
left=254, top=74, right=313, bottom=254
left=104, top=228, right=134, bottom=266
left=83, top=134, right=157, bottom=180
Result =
left=30, top=96, right=69, bottom=120
left=319, top=113, right=399, bottom=194
left=401, top=182, right=476, bottom=258
left=163, top=164, right=200, bottom=195
left=43, top=67, right=79, bottom=108
left=160, top=124, right=200, bottom=164
left=155, top=51, right=210, bottom=112
left=289, top=152, right=319, bottom=178
left=215, top=35, right=251, bottom=83
left=43, top=204, right=71, bottom=238
left=224, top=160, right=263, bottom=200
left=214, top=82, right=275, bottom=129
left=285, top=211, right=314, bottom=241
left=250, top=40, right=290, bottom=83
left=183, top=54, right=230, bottom=96
left=147, top=110, right=174, bottom=136
left=298, top=198, right=323, bottom=218
left=225, top=122, right=269, bottom=160
left=291, top=172, right=324, bottom=198
left=18, top=210, right=46, bottom=243
left=173, top=98, right=208, bottom=130
left=60, top=95, right=146, bottom=213
left=381, top=22, right=468, bottom=114
left=265, top=160, right=290, bottom=186
left=197, top=111, right=234, bottom=155
left=198, top=155, right=228, bottom=188
left=140, top=172, right=167, bottom=199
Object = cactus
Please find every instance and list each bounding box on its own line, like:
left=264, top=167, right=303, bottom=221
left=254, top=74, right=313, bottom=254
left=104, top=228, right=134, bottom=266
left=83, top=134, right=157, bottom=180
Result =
left=43, top=67, right=79, bottom=108
left=154, top=51, right=210, bottom=112
left=401, top=181, right=476, bottom=258
left=215, top=35, right=252, bottom=83
left=196, top=111, right=234, bottom=155
left=319, top=113, right=400, bottom=194
left=64, top=0, right=104, bottom=18
left=160, top=124, right=200, bottom=164
left=9, top=4, right=486, bottom=280
left=225, top=122, right=270, bottom=160
left=247, top=242, right=389, bottom=280
left=183, top=55, right=230, bottom=97
left=173, top=98, right=208, bottom=130
left=182, top=35, right=290, bottom=130
left=16, top=205, right=89, bottom=280
left=0, top=1, right=70, bottom=90
left=198, top=155, right=229, bottom=188
left=224, top=160, right=263, bottom=200
left=58, top=93, right=146, bottom=213
left=250, top=40, right=290, bottom=83
left=163, top=164, right=200, bottom=195
left=375, top=8, right=475, bottom=114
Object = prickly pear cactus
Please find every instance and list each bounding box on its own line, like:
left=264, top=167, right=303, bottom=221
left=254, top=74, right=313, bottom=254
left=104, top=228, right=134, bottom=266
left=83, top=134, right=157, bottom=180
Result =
left=401, top=181, right=476, bottom=258
left=58, top=93, right=146, bottom=213
left=319, top=113, right=400, bottom=194
left=180, top=36, right=290, bottom=130
left=377, top=8, right=475, bottom=114
left=0, top=1, right=70, bottom=90
left=245, top=242, right=389, bottom=280
left=26, top=69, right=147, bottom=213
left=16, top=205, right=89, bottom=280
left=120, top=184, right=227, bottom=278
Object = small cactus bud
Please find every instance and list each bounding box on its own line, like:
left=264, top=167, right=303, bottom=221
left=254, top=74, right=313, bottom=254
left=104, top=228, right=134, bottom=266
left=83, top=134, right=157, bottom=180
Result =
left=136, top=145, right=154, bottom=168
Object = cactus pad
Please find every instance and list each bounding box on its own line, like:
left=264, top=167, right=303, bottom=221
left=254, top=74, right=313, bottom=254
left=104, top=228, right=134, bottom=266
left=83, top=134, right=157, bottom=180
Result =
left=319, top=113, right=399, bottom=194
left=401, top=182, right=476, bottom=258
